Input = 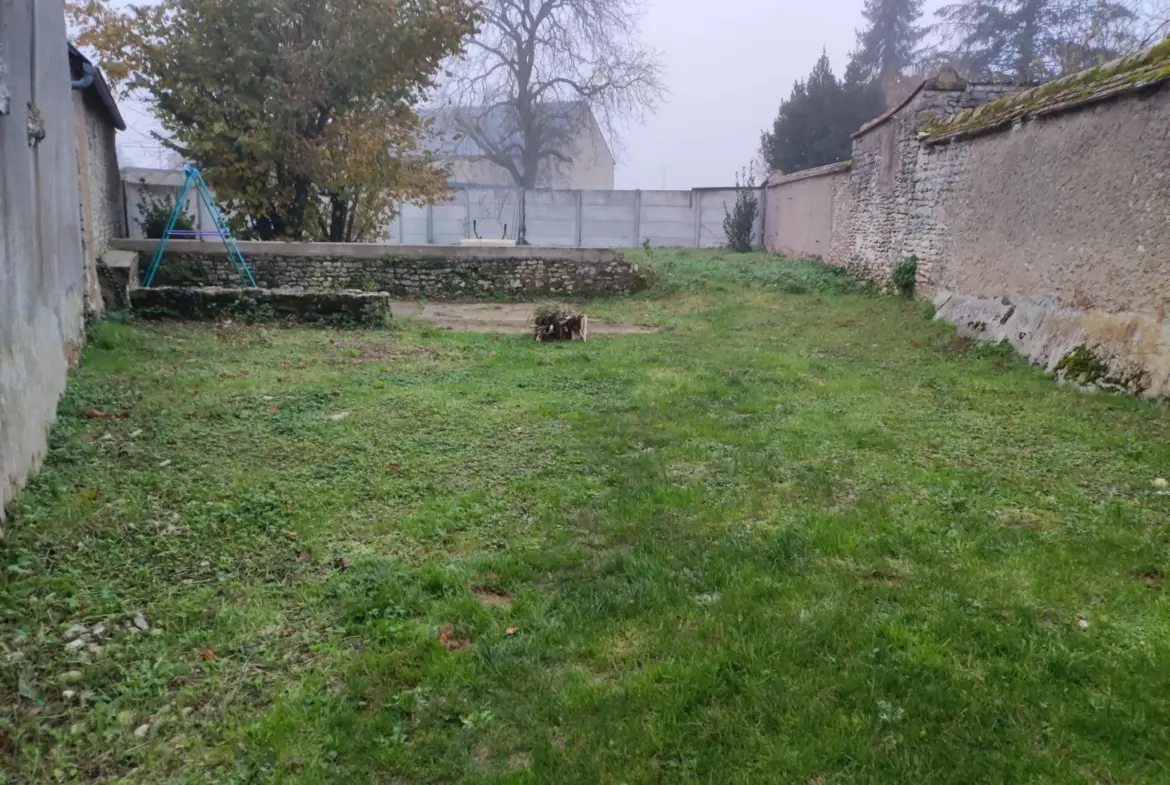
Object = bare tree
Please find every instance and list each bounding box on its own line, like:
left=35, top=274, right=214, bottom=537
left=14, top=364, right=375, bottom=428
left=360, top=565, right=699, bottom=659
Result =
left=438, top=0, right=665, bottom=200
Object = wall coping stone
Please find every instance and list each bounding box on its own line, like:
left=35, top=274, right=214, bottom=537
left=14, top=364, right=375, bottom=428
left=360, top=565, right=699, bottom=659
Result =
left=765, top=161, right=853, bottom=188
left=110, top=239, right=627, bottom=265
left=921, top=37, right=1170, bottom=144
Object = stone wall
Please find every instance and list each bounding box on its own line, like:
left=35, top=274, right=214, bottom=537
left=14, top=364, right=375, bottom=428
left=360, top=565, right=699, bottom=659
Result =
left=74, top=88, right=124, bottom=318
left=1, top=1, right=87, bottom=526
left=111, top=240, right=651, bottom=299
left=130, top=287, right=392, bottom=326
left=763, top=162, right=850, bottom=260
left=764, top=41, right=1170, bottom=397
left=915, top=63, right=1170, bottom=397
left=844, top=72, right=1023, bottom=284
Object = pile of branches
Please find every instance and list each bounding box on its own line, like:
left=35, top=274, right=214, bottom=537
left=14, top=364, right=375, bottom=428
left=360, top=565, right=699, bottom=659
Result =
left=533, top=303, right=588, bottom=342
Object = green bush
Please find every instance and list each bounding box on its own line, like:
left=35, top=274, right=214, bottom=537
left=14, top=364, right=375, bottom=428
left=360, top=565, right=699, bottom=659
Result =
left=135, top=181, right=195, bottom=239
left=722, top=167, right=759, bottom=253
left=892, top=255, right=918, bottom=296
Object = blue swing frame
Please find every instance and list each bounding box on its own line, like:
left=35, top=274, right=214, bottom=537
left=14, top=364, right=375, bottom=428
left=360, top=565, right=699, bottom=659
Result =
left=142, top=164, right=257, bottom=288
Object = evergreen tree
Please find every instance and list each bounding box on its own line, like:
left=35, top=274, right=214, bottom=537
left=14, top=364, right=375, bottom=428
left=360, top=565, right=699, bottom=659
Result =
left=935, top=0, right=1136, bottom=81
left=855, top=0, right=926, bottom=79
left=761, top=52, right=884, bottom=175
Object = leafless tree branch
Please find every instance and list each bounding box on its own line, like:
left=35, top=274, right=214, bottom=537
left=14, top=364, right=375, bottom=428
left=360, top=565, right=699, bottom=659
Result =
left=436, top=0, right=665, bottom=196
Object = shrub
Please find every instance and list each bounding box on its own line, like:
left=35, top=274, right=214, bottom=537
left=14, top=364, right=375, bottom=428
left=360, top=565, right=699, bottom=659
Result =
left=135, top=181, right=195, bottom=239
left=892, top=255, right=918, bottom=296
left=723, top=167, right=759, bottom=253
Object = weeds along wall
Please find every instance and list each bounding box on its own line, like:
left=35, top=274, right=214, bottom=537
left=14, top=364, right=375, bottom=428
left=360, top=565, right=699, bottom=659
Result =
left=765, top=41, right=1170, bottom=399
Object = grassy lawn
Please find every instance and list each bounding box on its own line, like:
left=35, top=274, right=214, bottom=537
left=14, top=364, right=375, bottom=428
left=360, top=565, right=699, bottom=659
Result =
left=3, top=250, right=1169, bottom=784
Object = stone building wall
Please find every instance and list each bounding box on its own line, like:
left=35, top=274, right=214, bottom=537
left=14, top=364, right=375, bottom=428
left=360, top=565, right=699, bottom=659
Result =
left=112, top=240, right=651, bottom=300
left=74, top=89, right=125, bottom=318
left=827, top=167, right=855, bottom=267
left=767, top=42, right=1170, bottom=396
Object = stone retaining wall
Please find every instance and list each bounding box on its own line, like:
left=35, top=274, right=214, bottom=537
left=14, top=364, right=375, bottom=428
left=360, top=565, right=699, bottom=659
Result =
left=110, top=240, right=650, bottom=299
left=130, top=287, right=391, bottom=326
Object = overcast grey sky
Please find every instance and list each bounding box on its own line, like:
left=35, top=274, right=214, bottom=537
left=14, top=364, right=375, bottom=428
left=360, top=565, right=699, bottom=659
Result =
left=114, top=0, right=947, bottom=189
left=616, top=0, right=859, bottom=189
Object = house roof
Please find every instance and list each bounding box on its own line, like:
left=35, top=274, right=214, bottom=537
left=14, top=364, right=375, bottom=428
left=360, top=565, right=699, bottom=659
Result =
left=68, top=44, right=126, bottom=131
left=420, top=101, right=606, bottom=159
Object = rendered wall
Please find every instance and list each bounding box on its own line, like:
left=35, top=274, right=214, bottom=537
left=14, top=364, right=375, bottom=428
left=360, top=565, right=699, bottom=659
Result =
left=916, top=76, right=1170, bottom=397
left=763, top=162, right=851, bottom=259
left=1, top=1, right=87, bottom=525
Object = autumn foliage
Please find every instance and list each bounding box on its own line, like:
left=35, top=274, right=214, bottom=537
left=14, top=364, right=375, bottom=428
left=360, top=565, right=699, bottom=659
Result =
left=68, top=0, right=479, bottom=242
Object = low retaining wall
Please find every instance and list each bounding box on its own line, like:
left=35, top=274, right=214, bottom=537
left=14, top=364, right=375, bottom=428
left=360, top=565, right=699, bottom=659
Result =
left=110, top=240, right=651, bottom=299
left=130, top=287, right=391, bottom=326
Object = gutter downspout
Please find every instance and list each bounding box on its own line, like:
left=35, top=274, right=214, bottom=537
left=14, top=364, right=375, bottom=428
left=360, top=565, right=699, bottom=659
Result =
left=71, top=61, right=97, bottom=90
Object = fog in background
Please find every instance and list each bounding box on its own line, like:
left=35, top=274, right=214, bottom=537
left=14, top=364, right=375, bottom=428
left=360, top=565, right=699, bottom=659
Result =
left=111, top=0, right=941, bottom=188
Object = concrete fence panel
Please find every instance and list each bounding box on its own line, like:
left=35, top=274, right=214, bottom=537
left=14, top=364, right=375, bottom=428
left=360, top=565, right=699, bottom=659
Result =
left=640, top=190, right=696, bottom=248
left=121, top=170, right=763, bottom=250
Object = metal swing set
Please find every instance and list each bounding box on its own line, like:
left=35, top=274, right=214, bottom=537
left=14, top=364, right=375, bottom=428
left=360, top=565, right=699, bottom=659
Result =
left=142, top=164, right=257, bottom=288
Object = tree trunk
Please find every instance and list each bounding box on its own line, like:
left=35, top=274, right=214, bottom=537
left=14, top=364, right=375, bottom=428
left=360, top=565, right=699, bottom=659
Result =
left=327, top=194, right=348, bottom=243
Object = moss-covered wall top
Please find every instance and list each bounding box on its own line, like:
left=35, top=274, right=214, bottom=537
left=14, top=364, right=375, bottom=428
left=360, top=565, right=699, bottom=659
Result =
left=921, top=37, right=1170, bottom=143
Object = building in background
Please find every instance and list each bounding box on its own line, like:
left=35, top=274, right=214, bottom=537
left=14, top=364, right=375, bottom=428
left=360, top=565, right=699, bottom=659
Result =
left=422, top=102, right=614, bottom=190
left=69, top=43, right=126, bottom=317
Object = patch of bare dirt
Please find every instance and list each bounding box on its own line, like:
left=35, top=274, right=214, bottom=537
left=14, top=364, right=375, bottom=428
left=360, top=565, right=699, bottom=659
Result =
left=941, top=336, right=975, bottom=355
left=507, top=752, right=533, bottom=771
left=469, top=584, right=514, bottom=607
left=1133, top=570, right=1164, bottom=589
left=327, top=337, right=445, bottom=364
left=438, top=624, right=473, bottom=651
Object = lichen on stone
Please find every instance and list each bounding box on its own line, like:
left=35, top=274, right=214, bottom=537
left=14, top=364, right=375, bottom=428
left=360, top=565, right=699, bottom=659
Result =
left=1054, top=345, right=1109, bottom=384
left=920, top=37, right=1170, bottom=143
left=1053, top=344, right=1152, bottom=394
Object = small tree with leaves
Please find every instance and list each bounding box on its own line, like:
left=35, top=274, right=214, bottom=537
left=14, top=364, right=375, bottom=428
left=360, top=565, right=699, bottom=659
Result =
left=723, top=168, right=759, bottom=254
left=68, top=0, right=478, bottom=242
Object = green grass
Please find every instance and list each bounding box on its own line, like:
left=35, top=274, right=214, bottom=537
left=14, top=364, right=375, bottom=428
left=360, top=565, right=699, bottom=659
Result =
left=3, top=249, right=1170, bottom=784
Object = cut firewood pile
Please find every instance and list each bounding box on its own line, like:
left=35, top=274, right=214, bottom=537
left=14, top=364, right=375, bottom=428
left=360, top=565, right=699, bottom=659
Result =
left=533, top=303, right=588, bottom=342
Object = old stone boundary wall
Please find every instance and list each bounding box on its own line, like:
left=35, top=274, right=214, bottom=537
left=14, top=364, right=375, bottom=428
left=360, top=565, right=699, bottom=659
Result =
left=765, top=41, right=1170, bottom=398
left=110, top=240, right=651, bottom=300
